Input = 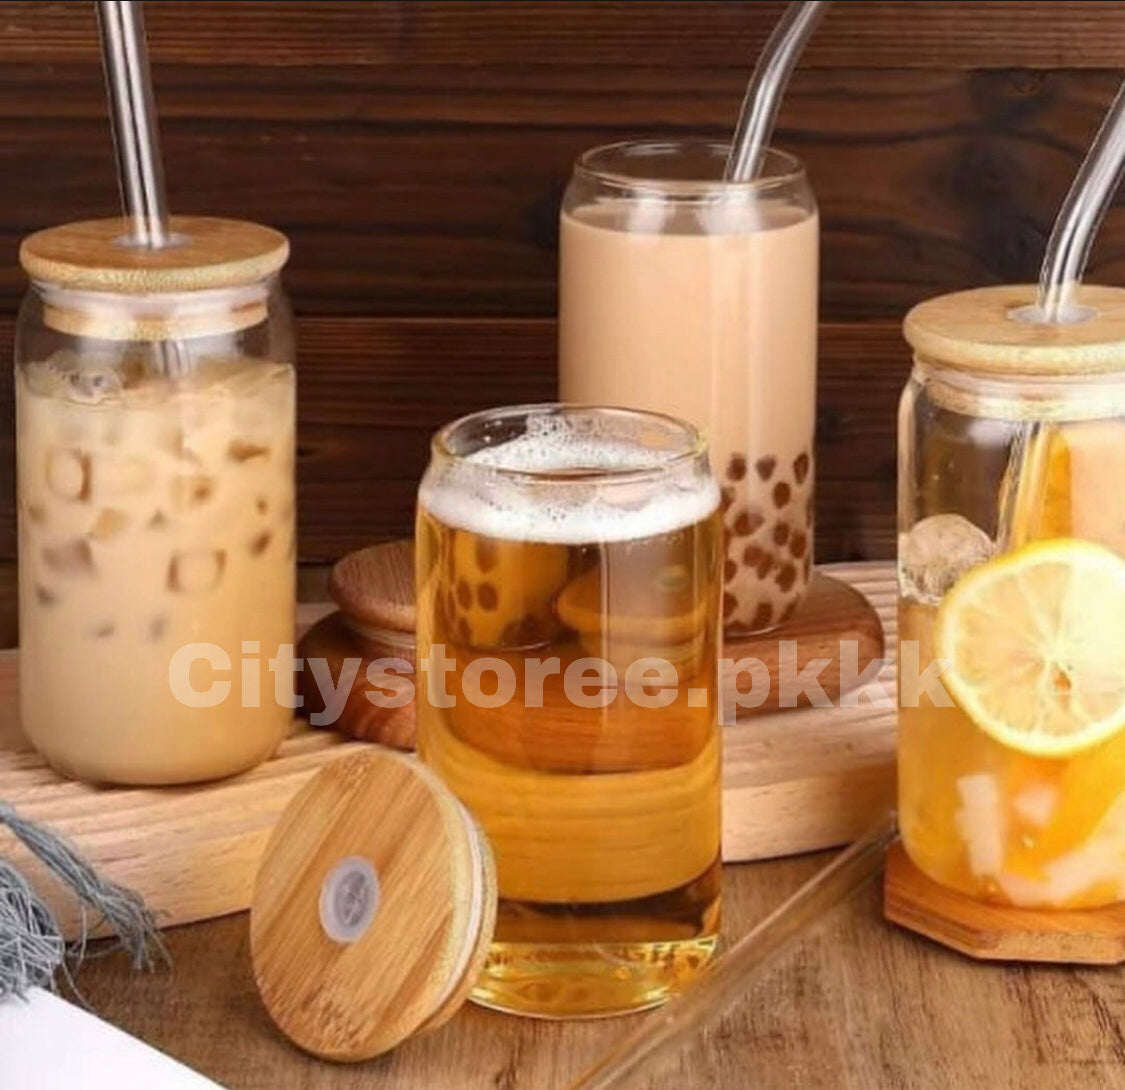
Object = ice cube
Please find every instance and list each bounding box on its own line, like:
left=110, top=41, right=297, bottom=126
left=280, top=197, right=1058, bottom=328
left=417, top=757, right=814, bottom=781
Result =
left=228, top=439, right=270, bottom=463
left=171, top=473, right=215, bottom=510
left=89, top=508, right=129, bottom=541
left=67, top=367, right=122, bottom=402
left=95, top=454, right=154, bottom=497
left=45, top=448, right=91, bottom=502
left=168, top=549, right=226, bottom=594
left=42, top=538, right=95, bottom=577
left=898, top=514, right=994, bottom=603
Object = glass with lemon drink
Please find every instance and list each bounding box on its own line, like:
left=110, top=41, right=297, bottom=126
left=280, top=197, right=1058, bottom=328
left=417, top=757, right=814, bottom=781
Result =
left=899, top=285, right=1125, bottom=909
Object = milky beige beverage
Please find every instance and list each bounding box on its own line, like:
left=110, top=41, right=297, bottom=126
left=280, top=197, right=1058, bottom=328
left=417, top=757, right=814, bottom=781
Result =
left=17, top=356, right=296, bottom=784
left=559, top=142, right=818, bottom=633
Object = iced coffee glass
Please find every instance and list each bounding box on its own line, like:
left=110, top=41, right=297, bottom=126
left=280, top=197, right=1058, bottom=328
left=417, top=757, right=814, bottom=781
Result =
left=16, top=217, right=296, bottom=785
left=560, top=140, right=818, bottom=634
left=899, top=284, right=1125, bottom=909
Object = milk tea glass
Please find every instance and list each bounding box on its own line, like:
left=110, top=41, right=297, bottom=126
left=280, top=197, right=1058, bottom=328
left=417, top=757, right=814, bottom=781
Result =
left=417, top=405, right=722, bottom=1018
left=560, top=140, right=818, bottom=634
left=16, top=218, right=296, bottom=786
left=899, top=284, right=1125, bottom=910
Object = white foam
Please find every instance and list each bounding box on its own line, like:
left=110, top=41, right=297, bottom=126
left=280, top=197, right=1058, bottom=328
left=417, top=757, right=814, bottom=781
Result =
left=420, top=420, right=719, bottom=544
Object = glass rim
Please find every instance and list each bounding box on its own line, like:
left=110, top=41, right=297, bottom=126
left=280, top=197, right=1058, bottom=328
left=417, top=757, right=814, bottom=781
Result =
left=431, top=402, right=710, bottom=485
left=572, top=139, right=805, bottom=197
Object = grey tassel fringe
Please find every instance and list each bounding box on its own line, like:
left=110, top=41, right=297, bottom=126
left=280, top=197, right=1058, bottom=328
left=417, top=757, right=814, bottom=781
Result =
left=0, top=801, right=165, bottom=1001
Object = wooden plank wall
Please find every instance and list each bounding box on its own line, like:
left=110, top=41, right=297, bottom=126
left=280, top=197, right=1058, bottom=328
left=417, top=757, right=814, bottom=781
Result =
left=1, top=0, right=1123, bottom=570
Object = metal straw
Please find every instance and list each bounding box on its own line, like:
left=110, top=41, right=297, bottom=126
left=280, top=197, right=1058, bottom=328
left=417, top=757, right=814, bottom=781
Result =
left=96, top=1, right=170, bottom=248
left=724, top=2, right=831, bottom=183
left=564, top=813, right=897, bottom=1090
left=1034, top=78, right=1125, bottom=323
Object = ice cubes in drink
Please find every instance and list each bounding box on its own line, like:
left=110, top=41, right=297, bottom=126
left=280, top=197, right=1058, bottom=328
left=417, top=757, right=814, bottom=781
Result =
left=898, top=513, right=994, bottom=603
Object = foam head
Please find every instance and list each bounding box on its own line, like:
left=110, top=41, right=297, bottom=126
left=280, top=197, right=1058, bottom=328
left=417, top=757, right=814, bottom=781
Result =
left=419, top=411, right=719, bottom=544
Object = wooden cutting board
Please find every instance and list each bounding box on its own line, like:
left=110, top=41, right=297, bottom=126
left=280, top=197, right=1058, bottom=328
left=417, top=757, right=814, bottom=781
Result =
left=0, top=563, right=897, bottom=940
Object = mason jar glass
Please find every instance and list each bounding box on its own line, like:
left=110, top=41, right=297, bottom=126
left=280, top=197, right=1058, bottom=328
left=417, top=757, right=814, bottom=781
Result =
left=898, top=284, right=1125, bottom=910
left=559, top=139, right=818, bottom=635
left=16, top=217, right=296, bottom=785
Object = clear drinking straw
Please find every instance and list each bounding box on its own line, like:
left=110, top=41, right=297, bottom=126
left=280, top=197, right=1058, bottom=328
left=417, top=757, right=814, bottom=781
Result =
left=1034, top=78, right=1125, bottom=324
left=724, top=1, right=831, bottom=183
left=564, top=813, right=897, bottom=1090
left=96, top=1, right=170, bottom=248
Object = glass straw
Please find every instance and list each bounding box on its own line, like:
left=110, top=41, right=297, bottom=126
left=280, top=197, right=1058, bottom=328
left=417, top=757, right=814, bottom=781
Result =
left=1035, top=78, right=1125, bottom=324
left=564, top=813, right=897, bottom=1090
left=724, top=1, right=831, bottom=183
left=96, top=1, right=170, bottom=248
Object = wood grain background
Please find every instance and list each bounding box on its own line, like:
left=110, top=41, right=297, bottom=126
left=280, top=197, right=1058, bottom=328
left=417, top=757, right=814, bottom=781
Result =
left=2, top=0, right=1125, bottom=574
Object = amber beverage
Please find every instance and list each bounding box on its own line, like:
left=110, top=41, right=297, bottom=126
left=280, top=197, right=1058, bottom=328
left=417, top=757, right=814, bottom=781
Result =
left=416, top=405, right=722, bottom=1018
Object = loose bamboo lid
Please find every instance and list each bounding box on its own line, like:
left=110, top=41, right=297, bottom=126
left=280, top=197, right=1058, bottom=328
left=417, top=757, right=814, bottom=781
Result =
left=329, top=540, right=416, bottom=637
left=250, top=749, right=496, bottom=1062
left=904, top=284, right=1125, bottom=375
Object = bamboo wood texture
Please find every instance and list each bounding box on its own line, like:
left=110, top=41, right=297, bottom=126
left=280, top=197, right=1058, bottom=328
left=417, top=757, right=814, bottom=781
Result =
left=884, top=842, right=1125, bottom=965
left=250, top=750, right=496, bottom=1061
left=0, top=564, right=895, bottom=940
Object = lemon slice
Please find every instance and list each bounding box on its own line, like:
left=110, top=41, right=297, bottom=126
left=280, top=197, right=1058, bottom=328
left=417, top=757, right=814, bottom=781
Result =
left=936, top=539, right=1125, bottom=758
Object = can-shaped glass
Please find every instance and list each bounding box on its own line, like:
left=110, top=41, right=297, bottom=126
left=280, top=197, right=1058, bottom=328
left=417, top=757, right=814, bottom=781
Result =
left=898, top=284, right=1125, bottom=910
left=416, top=404, right=722, bottom=1017
left=559, top=139, right=818, bottom=635
left=16, top=217, right=296, bottom=785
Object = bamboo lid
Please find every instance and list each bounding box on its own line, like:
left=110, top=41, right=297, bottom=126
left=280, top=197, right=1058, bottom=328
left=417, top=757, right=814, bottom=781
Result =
left=250, top=749, right=496, bottom=1062
left=329, top=540, right=416, bottom=638
left=904, top=284, right=1125, bottom=375
left=20, top=215, right=289, bottom=294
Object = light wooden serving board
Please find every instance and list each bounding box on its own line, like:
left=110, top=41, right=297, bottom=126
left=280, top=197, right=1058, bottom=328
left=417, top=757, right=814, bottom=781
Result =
left=0, top=564, right=897, bottom=939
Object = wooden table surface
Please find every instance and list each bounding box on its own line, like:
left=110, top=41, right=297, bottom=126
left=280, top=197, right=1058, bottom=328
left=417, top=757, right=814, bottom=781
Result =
left=73, top=853, right=1125, bottom=1090
left=64, top=573, right=1123, bottom=1090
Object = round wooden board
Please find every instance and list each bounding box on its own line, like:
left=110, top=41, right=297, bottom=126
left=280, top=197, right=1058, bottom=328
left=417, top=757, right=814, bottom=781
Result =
left=298, top=538, right=885, bottom=748
left=884, top=841, right=1125, bottom=965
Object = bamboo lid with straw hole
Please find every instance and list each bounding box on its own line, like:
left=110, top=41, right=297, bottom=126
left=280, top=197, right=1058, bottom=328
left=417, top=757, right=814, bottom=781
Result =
left=20, top=216, right=289, bottom=340
left=249, top=750, right=496, bottom=1063
left=905, top=284, right=1125, bottom=376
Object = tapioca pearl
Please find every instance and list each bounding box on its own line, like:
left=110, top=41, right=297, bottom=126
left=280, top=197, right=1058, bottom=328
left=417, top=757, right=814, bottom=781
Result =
left=148, top=510, right=168, bottom=530
left=727, top=454, right=747, bottom=482
left=772, top=482, right=791, bottom=508
left=732, top=509, right=765, bottom=536
left=455, top=580, right=472, bottom=609
left=793, top=452, right=810, bottom=485
left=149, top=615, right=168, bottom=641
left=723, top=592, right=737, bottom=620
left=724, top=558, right=738, bottom=584
left=755, top=456, right=776, bottom=481
left=720, top=486, right=735, bottom=514
left=498, top=614, right=550, bottom=649
left=256, top=496, right=269, bottom=515
left=777, top=562, right=797, bottom=592
left=35, top=584, right=58, bottom=606
left=454, top=616, right=472, bottom=644
left=46, top=448, right=91, bottom=502
left=43, top=539, right=96, bottom=577
left=790, top=531, right=807, bottom=559
left=773, top=522, right=790, bottom=547
left=751, top=602, right=773, bottom=631
left=756, top=552, right=775, bottom=579
left=90, top=621, right=115, bottom=639
left=167, top=549, right=226, bottom=594
left=25, top=501, right=46, bottom=525
left=477, top=582, right=498, bottom=611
